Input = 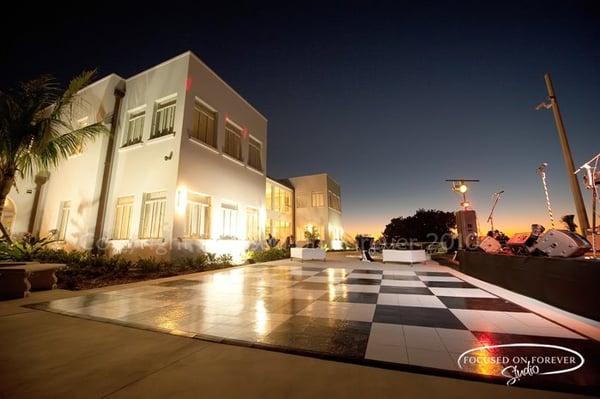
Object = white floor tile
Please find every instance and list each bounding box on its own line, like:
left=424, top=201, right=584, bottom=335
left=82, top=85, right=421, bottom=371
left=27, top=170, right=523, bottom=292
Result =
left=403, top=325, right=446, bottom=351
left=407, top=347, right=455, bottom=370
left=435, top=328, right=481, bottom=353
left=365, top=342, right=408, bottom=363
left=369, top=323, right=406, bottom=346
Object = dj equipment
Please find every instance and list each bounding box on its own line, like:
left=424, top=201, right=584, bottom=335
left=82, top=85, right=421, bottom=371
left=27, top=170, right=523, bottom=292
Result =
left=507, top=225, right=545, bottom=255
left=456, top=210, right=479, bottom=250
left=479, top=236, right=502, bottom=253
left=533, top=229, right=591, bottom=258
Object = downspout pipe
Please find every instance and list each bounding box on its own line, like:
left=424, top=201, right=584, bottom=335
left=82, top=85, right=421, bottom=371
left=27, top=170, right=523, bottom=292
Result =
left=28, top=171, right=50, bottom=235
left=92, top=87, right=125, bottom=254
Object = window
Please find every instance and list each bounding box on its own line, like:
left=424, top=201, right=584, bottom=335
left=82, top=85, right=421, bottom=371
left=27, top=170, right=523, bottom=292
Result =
left=296, top=193, right=307, bottom=208
left=221, top=203, right=238, bottom=238
left=282, top=191, right=291, bottom=213
left=123, top=110, right=145, bottom=146
left=139, top=191, right=167, bottom=239
left=311, top=192, right=324, bottom=207
left=246, top=208, right=259, bottom=241
left=57, top=201, right=71, bottom=241
left=223, top=121, right=242, bottom=161
left=185, top=193, right=211, bottom=238
left=112, top=196, right=134, bottom=239
left=266, top=183, right=272, bottom=211
left=328, top=190, right=341, bottom=211
left=248, top=137, right=262, bottom=171
left=266, top=219, right=291, bottom=240
left=152, top=99, right=176, bottom=138
left=191, top=100, right=217, bottom=147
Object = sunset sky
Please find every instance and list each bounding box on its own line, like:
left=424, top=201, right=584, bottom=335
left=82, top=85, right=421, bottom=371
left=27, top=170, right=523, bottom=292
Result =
left=3, top=1, right=599, bottom=237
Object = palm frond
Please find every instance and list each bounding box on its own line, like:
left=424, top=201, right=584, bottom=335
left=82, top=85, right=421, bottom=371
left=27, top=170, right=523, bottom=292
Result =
left=1, top=70, right=108, bottom=182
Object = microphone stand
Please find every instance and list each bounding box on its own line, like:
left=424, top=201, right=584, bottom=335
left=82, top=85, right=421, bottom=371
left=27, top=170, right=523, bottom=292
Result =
left=575, top=152, right=600, bottom=258
left=486, top=191, right=503, bottom=233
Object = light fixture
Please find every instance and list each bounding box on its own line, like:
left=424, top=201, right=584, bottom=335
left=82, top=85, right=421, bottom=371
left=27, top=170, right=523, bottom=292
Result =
left=446, top=179, right=479, bottom=210
left=176, top=186, right=188, bottom=215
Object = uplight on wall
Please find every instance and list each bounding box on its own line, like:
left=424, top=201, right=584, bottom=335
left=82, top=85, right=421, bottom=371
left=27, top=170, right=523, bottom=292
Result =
left=176, top=186, right=188, bottom=215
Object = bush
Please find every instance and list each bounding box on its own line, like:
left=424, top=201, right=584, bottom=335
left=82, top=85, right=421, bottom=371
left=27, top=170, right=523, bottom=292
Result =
left=247, top=247, right=289, bottom=263
left=0, top=245, right=238, bottom=290
left=0, top=231, right=58, bottom=261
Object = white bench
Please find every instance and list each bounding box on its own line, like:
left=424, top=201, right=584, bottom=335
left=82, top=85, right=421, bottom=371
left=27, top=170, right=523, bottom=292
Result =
left=0, top=262, right=65, bottom=299
left=290, top=247, right=327, bottom=262
left=382, top=249, right=427, bottom=264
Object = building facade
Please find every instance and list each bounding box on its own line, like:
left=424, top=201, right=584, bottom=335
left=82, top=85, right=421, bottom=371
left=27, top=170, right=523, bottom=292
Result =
left=3, top=51, right=342, bottom=261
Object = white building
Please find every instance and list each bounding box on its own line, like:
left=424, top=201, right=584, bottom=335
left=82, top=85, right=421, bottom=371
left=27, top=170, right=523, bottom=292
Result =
left=3, top=51, right=343, bottom=260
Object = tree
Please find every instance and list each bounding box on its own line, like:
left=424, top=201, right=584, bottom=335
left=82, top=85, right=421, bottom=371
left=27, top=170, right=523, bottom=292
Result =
left=0, top=71, right=108, bottom=242
left=383, top=209, right=456, bottom=243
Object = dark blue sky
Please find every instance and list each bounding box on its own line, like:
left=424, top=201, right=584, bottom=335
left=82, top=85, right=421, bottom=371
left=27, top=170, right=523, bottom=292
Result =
left=3, top=1, right=599, bottom=234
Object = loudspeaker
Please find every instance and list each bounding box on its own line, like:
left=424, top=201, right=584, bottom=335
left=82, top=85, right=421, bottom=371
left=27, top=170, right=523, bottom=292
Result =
left=534, top=229, right=591, bottom=257
left=456, top=210, right=479, bottom=249
left=479, top=236, right=502, bottom=253
left=508, top=233, right=530, bottom=247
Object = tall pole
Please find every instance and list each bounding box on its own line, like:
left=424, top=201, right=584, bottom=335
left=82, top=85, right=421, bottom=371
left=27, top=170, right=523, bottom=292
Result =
left=544, top=73, right=589, bottom=235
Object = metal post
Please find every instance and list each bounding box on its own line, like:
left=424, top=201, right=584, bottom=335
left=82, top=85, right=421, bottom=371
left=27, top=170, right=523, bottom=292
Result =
left=544, top=73, right=590, bottom=235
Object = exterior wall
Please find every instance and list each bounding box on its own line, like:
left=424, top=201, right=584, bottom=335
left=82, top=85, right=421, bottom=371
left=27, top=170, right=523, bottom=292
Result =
left=171, top=54, right=268, bottom=262
left=326, top=176, right=344, bottom=250
left=288, top=173, right=343, bottom=248
left=11, top=74, right=125, bottom=249
left=3, top=176, right=36, bottom=235
left=265, top=178, right=294, bottom=244
left=4, top=50, right=344, bottom=261
left=104, top=54, right=189, bottom=258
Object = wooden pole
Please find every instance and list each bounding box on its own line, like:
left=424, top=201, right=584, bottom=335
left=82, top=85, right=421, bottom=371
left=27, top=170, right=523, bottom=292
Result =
left=544, top=73, right=589, bottom=235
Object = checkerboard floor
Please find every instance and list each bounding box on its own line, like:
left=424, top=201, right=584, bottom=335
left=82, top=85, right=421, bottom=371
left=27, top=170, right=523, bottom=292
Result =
left=31, top=258, right=600, bottom=393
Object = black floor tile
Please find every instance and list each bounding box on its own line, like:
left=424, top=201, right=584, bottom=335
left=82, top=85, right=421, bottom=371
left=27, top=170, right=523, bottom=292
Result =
left=437, top=296, right=527, bottom=312
left=344, top=278, right=381, bottom=285
left=261, top=298, right=315, bottom=314
left=382, top=275, right=420, bottom=281
left=373, top=305, right=467, bottom=329
left=330, top=292, right=379, bottom=304
left=154, top=279, right=203, bottom=287
left=261, top=316, right=371, bottom=359
left=423, top=281, right=475, bottom=288
left=379, top=286, right=433, bottom=295
left=351, top=269, right=383, bottom=274
left=415, top=272, right=455, bottom=276
left=314, top=270, right=350, bottom=277
left=301, top=267, right=326, bottom=271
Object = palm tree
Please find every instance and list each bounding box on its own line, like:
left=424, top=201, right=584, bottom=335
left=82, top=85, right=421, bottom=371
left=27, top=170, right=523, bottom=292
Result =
left=0, top=71, right=108, bottom=242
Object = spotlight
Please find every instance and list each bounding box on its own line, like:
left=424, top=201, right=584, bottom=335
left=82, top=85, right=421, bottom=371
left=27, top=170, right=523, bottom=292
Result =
left=459, top=184, right=468, bottom=193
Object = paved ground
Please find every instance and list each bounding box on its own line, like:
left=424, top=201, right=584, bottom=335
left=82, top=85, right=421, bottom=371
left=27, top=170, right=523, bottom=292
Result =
left=0, top=254, right=597, bottom=398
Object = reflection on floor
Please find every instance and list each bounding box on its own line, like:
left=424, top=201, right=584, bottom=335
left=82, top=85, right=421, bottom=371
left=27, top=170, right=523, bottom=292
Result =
left=31, top=258, right=600, bottom=394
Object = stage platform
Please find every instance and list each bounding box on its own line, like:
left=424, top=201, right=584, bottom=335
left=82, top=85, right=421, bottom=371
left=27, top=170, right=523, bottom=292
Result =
left=456, top=251, right=600, bottom=321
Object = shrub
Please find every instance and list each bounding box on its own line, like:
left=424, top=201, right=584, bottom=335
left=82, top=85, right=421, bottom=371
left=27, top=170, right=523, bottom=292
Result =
left=247, top=247, right=289, bottom=263
left=0, top=231, right=58, bottom=261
